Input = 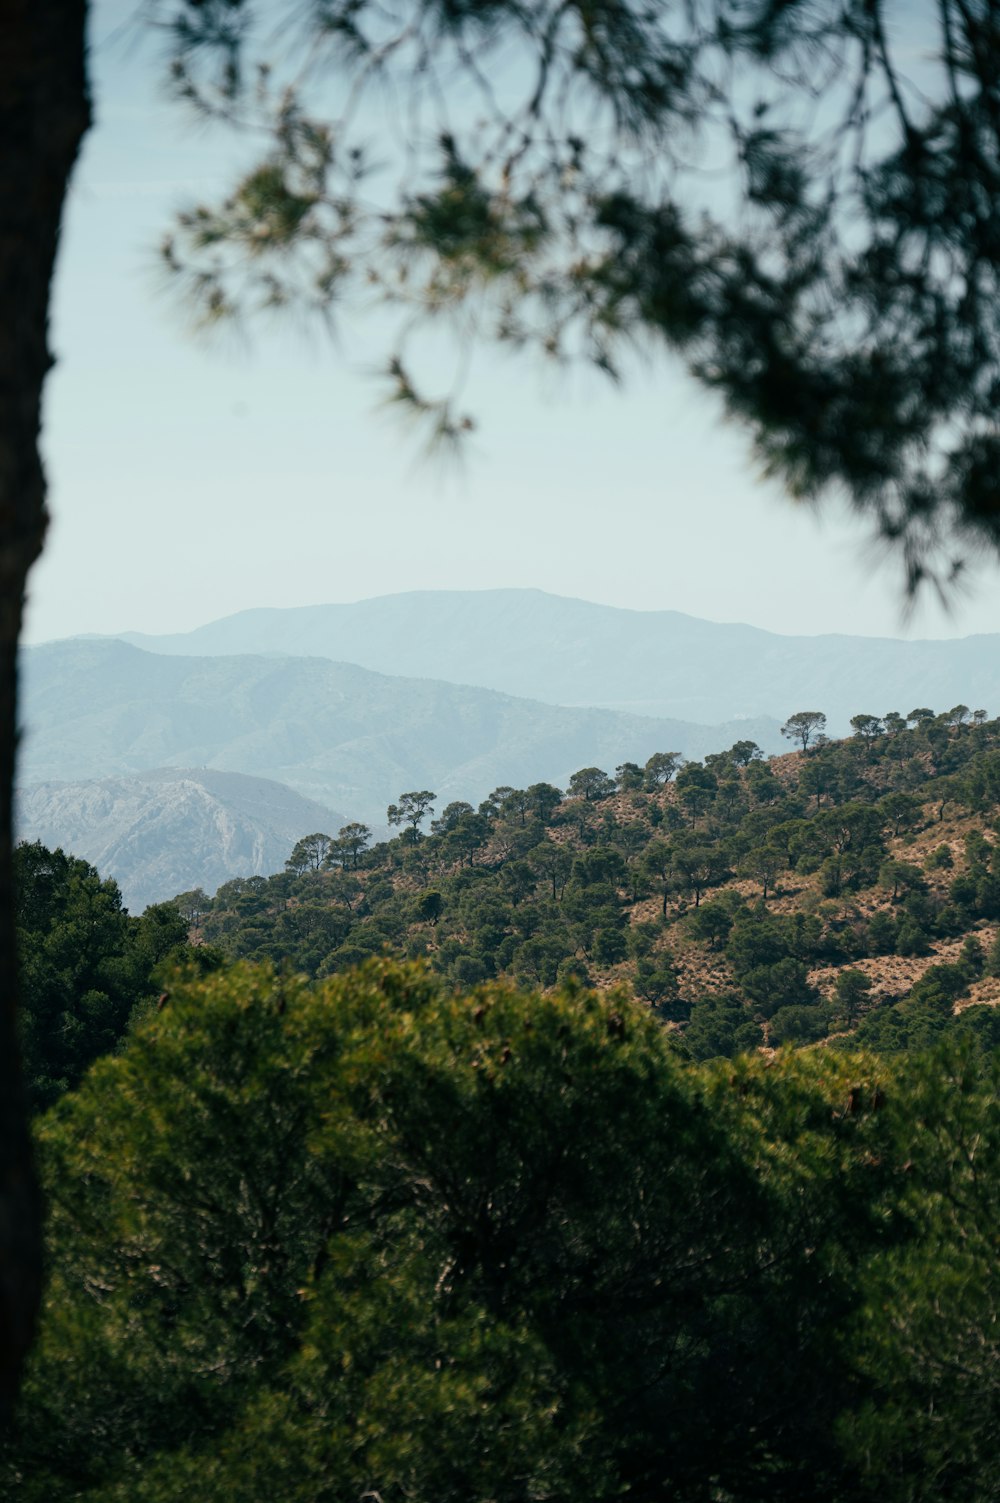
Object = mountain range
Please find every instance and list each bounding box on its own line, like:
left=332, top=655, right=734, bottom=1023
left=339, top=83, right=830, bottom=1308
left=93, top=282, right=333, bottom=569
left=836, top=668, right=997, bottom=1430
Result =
left=17, top=636, right=780, bottom=906
left=113, top=588, right=1000, bottom=731
left=20, top=589, right=999, bottom=910
left=18, top=638, right=778, bottom=819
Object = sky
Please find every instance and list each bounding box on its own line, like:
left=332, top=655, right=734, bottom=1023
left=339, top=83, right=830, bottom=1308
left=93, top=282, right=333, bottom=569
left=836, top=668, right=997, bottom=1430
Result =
left=27, top=0, right=1000, bottom=647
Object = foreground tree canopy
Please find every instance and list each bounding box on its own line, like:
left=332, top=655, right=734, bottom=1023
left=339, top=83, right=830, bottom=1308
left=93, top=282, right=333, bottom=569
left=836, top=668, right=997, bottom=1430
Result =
left=14, top=842, right=193, bottom=1114
left=6, top=958, right=1000, bottom=1502
left=161, top=0, right=1000, bottom=594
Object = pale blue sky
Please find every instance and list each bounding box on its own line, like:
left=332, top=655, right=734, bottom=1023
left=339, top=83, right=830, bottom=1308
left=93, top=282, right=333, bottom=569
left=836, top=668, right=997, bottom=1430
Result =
left=28, top=0, right=1000, bottom=646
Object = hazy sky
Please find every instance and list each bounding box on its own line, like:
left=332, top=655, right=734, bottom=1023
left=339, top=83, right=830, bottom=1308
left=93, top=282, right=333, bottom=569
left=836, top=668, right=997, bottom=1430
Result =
left=28, top=0, right=1000, bottom=646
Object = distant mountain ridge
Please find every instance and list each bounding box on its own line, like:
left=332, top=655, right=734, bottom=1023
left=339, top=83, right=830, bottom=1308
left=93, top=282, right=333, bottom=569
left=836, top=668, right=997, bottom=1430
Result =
left=16, top=768, right=347, bottom=914
left=108, top=588, right=1000, bottom=730
left=18, top=637, right=781, bottom=828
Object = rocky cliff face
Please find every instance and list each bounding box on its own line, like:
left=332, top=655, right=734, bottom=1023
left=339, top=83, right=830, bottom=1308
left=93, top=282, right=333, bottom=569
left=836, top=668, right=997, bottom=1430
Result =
left=16, top=768, right=348, bottom=912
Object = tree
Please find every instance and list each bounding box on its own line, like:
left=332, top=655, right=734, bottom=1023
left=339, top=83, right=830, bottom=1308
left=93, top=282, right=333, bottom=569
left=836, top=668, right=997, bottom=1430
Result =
left=0, top=0, right=90, bottom=1411
left=674, top=763, right=718, bottom=824
left=522, top=841, right=570, bottom=902
left=5, top=959, right=918, bottom=1503
left=687, top=899, right=735, bottom=952
left=738, top=843, right=785, bottom=902
left=644, top=752, right=681, bottom=788
left=745, top=759, right=784, bottom=807
left=879, top=859, right=926, bottom=904
left=796, top=753, right=839, bottom=810
left=567, top=767, right=617, bottom=803
left=15, top=842, right=191, bottom=1114
left=880, top=793, right=921, bottom=839
left=387, top=790, right=437, bottom=839
left=671, top=843, right=727, bottom=908
left=728, top=740, right=763, bottom=768
left=430, top=801, right=475, bottom=836
left=781, top=712, right=827, bottom=752
left=334, top=822, right=372, bottom=870
left=849, top=1049, right=1000, bottom=1503
left=525, top=782, right=564, bottom=824
left=414, top=890, right=444, bottom=926
left=641, top=839, right=678, bottom=918
left=614, top=761, right=644, bottom=792
left=285, top=832, right=335, bottom=876
left=850, top=713, right=885, bottom=747
left=633, top=953, right=680, bottom=1010
left=768, top=1004, right=830, bottom=1048
left=478, top=786, right=517, bottom=822
left=832, top=969, right=873, bottom=1029
left=430, top=799, right=475, bottom=835
left=683, top=993, right=762, bottom=1062
left=172, top=887, right=211, bottom=929
left=440, top=810, right=490, bottom=868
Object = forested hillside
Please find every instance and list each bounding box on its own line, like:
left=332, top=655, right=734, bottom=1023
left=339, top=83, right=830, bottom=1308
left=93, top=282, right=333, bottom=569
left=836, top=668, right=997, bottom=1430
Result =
left=179, top=707, right=1000, bottom=1059
left=9, top=706, right=1000, bottom=1501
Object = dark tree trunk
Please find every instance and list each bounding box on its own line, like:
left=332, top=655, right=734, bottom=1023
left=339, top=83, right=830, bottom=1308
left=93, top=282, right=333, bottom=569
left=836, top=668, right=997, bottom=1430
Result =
left=0, top=0, right=89, bottom=1418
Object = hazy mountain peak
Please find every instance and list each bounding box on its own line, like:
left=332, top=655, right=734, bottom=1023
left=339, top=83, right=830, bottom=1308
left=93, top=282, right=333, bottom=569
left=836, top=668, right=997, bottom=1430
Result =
left=87, top=588, right=998, bottom=729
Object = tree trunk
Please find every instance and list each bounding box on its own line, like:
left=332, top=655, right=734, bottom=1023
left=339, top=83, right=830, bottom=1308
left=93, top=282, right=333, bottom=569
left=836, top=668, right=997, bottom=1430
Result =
left=0, top=0, right=89, bottom=1418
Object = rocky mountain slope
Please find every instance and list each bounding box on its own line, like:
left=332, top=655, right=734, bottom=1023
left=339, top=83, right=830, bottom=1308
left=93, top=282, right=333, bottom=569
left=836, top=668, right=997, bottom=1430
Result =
left=16, top=768, right=348, bottom=913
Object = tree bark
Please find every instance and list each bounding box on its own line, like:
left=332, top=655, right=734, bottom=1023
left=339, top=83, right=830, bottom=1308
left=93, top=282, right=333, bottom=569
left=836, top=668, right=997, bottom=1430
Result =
left=0, top=0, right=89, bottom=1418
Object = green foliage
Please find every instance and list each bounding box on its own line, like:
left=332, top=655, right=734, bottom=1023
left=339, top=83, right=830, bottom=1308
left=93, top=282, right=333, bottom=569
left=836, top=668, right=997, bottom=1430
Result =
left=644, top=751, right=681, bottom=787
left=158, top=709, right=1000, bottom=1058
left=633, top=953, right=681, bottom=1012
left=851, top=714, right=884, bottom=744
left=843, top=1049, right=1000, bottom=1502
left=686, top=897, right=735, bottom=950
left=284, top=832, right=335, bottom=875
left=387, top=790, right=437, bottom=837
left=738, top=840, right=785, bottom=899
left=14, top=842, right=193, bottom=1112
left=833, top=969, right=873, bottom=1028
left=895, top=916, right=932, bottom=957
left=683, top=993, right=763, bottom=1061
left=781, top=712, right=826, bottom=751
left=768, top=1003, right=831, bottom=1047
left=8, top=960, right=926, bottom=1502
left=741, top=957, right=815, bottom=1018
left=567, top=765, right=617, bottom=802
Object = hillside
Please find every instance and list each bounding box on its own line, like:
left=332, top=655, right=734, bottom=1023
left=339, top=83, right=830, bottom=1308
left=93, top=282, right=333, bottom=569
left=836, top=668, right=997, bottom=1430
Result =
left=16, top=712, right=1000, bottom=1503
left=110, top=587, right=1000, bottom=731
left=183, top=711, right=1000, bottom=1057
left=18, top=638, right=782, bottom=829
left=15, top=769, right=348, bottom=914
